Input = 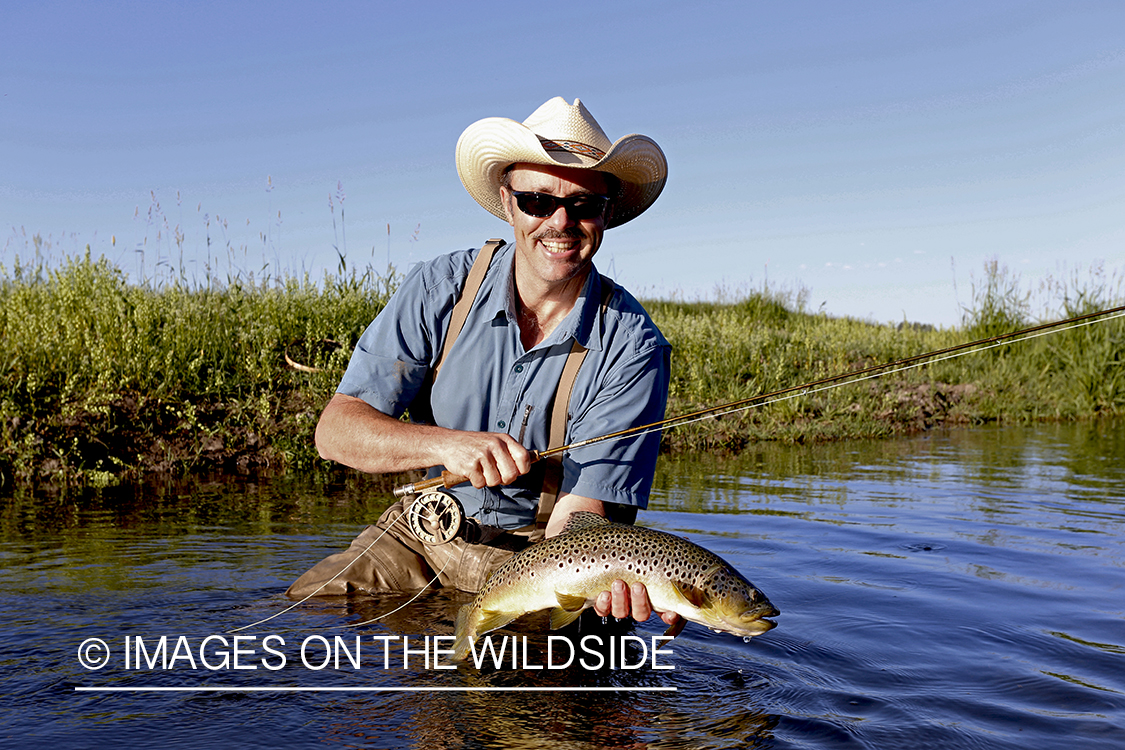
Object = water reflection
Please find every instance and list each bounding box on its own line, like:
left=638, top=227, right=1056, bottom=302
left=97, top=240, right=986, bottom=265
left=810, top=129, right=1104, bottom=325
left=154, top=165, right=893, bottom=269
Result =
left=2, top=422, right=1124, bottom=748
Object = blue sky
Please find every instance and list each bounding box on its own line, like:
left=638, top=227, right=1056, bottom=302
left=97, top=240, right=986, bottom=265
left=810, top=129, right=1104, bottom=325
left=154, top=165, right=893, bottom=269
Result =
left=3, top=1, right=1123, bottom=326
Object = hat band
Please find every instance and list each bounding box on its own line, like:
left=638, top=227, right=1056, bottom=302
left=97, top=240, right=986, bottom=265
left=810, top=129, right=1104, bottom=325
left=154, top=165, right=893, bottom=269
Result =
left=537, top=137, right=606, bottom=160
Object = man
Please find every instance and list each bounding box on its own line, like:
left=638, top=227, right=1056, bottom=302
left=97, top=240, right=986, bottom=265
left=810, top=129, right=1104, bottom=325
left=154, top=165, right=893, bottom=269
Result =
left=288, top=97, right=675, bottom=627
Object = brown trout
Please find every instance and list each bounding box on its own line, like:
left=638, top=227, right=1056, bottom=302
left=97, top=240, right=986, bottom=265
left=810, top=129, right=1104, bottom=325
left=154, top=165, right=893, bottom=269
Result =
left=452, top=511, right=778, bottom=660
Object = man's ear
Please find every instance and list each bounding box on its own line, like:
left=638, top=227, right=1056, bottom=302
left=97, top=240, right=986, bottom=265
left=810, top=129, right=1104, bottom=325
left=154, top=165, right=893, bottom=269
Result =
left=499, top=187, right=515, bottom=226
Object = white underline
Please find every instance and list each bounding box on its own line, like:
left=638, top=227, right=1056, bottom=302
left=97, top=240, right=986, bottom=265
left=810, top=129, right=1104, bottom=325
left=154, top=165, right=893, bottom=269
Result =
left=75, top=686, right=677, bottom=693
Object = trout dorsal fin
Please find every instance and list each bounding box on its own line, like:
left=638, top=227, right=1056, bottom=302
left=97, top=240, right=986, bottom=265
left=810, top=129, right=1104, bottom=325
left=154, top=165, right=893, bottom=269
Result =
left=562, top=511, right=611, bottom=534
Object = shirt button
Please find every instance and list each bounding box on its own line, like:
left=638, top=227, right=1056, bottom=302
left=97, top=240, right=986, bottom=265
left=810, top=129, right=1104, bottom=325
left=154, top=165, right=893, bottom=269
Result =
left=515, top=364, right=524, bottom=373
left=497, top=420, right=506, bottom=429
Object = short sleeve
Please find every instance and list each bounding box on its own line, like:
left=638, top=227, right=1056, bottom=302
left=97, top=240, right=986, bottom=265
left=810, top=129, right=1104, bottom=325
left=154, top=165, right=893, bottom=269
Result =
left=561, top=343, right=671, bottom=508
left=336, top=261, right=447, bottom=417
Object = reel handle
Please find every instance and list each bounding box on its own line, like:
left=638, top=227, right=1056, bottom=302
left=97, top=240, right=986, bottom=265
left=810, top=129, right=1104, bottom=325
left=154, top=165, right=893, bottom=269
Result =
left=391, top=450, right=542, bottom=497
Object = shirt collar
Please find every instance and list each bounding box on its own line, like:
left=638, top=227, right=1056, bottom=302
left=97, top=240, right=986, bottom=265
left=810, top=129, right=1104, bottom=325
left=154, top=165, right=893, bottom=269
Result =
left=490, top=243, right=607, bottom=353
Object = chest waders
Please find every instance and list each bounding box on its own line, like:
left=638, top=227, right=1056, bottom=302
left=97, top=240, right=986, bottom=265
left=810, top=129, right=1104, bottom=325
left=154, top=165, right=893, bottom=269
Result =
left=285, top=241, right=627, bottom=597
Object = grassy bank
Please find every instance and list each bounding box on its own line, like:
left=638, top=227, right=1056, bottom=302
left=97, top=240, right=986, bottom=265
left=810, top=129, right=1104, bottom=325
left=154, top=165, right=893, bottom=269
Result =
left=1, top=250, right=390, bottom=487
left=1, top=251, right=1122, bottom=488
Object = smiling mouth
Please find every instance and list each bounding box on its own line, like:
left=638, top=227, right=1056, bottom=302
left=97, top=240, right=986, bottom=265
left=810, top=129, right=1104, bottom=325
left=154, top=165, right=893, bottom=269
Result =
left=539, top=239, right=578, bottom=255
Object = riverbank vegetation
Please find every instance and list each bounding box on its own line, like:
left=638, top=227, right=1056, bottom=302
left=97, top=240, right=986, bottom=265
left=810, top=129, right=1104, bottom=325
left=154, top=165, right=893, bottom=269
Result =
left=650, top=261, right=1123, bottom=451
left=1, top=248, right=1122, bottom=488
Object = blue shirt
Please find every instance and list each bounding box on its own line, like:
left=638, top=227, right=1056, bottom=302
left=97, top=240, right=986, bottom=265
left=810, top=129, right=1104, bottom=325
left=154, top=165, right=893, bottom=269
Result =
left=337, top=243, right=671, bottom=528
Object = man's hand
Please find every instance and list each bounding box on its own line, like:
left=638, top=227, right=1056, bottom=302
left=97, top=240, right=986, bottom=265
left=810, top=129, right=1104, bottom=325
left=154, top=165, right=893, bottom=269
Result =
left=594, top=579, right=681, bottom=628
left=315, top=393, right=531, bottom=486
left=437, top=430, right=532, bottom=489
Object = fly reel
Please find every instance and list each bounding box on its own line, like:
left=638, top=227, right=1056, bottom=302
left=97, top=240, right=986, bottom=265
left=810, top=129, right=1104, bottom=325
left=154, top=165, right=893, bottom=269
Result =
left=405, top=490, right=478, bottom=545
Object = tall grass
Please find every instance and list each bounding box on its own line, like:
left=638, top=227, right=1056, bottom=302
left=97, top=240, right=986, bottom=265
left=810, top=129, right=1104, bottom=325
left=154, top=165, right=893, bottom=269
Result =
left=646, top=260, right=1124, bottom=451
left=1, top=248, right=1122, bottom=488
left=0, top=247, right=396, bottom=486
left=954, top=260, right=1125, bottom=420
left=648, top=292, right=965, bottom=449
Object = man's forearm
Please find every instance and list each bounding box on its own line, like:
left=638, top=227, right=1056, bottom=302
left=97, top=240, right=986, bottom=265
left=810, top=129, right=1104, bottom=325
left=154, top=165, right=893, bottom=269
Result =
left=314, top=393, right=447, bottom=474
left=314, top=393, right=532, bottom=487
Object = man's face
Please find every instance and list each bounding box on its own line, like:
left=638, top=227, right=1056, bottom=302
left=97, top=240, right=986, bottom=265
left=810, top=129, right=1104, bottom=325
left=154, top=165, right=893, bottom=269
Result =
left=500, top=163, right=612, bottom=291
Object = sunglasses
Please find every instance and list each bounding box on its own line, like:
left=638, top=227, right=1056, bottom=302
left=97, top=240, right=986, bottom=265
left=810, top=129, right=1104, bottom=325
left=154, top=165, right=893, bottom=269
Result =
left=509, top=190, right=611, bottom=221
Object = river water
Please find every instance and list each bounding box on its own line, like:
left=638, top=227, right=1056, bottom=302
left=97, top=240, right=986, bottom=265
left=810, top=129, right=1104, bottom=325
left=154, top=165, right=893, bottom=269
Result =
left=1, top=422, right=1123, bottom=749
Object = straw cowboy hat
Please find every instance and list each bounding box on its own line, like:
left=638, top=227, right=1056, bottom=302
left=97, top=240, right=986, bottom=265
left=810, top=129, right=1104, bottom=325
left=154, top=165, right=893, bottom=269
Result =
left=456, top=97, right=668, bottom=229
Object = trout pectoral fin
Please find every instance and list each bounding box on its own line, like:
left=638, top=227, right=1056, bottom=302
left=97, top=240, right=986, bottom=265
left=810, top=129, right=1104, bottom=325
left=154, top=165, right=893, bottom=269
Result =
left=670, top=579, right=707, bottom=609
left=475, top=609, right=521, bottom=637
left=549, top=607, right=585, bottom=630
left=662, top=617, right=687, bottom=639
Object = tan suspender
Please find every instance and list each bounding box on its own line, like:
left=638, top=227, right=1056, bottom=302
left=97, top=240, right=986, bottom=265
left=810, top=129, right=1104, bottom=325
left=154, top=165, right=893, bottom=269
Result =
left=535, top=340, right=589, bottom=530
left=431, top=239, right=614, bottom=533
left=433, top=238, right=505, bottom=382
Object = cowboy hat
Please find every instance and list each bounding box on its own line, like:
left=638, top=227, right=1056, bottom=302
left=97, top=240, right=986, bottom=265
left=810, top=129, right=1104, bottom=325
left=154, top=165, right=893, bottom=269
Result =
left=456, top=97, right=667, bottom=229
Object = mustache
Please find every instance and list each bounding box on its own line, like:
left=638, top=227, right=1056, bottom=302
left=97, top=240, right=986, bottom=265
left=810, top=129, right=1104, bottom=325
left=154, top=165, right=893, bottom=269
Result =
left=532, top=228, right=584, bottom=241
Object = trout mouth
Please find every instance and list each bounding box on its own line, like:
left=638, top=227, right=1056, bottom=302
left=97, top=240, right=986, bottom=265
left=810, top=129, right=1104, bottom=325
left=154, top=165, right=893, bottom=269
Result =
left=741, top=617, right=778, bottom=635
left=704, top=602, right=779, bottom=638
left=730, top=602, right=780, bottom=637
left=707, top=617, right=776, bottom=638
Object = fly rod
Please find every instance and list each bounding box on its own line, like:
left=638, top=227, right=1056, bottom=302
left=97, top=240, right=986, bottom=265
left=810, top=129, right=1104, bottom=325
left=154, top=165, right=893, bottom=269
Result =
left=393, top=303, right=1125, bottom=497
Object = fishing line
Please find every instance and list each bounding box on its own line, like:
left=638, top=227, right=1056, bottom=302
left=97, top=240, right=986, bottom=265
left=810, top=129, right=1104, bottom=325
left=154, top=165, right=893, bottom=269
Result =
left=578, top=307, right=1125, bottom=448
left=228, top=510, right=434, bottom=634
left=236, top=305, right=1123, bottom=634
left=394, top=304, right=1125, bottom=496
left=344, top=553, right=451, bottom=629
